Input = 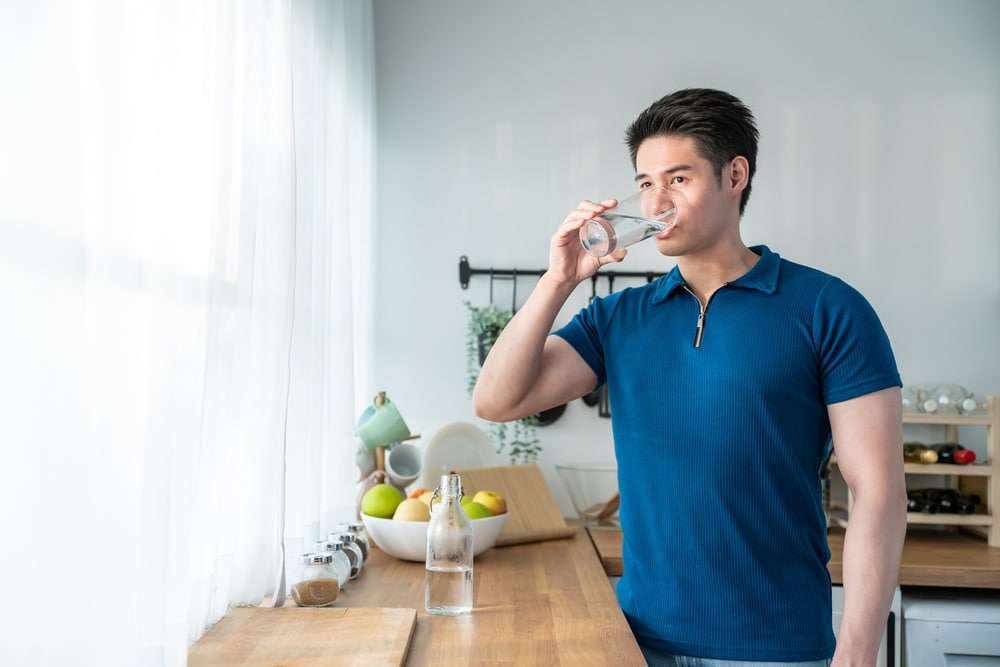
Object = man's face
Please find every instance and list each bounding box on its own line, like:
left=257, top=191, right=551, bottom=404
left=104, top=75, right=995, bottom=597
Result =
left=634, top=134, right=741, bottom=258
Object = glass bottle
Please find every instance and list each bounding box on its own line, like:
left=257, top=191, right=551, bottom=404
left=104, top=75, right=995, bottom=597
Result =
left=312, top=540, right=352, bottom=589
left=290, top=553, right=340, bottom=607
left=906, top=489, right=940, bottom=514
left=903, top=442, right=939, bottom=464
left=925, top=383, right=973, bottom=415
left=958, top=395, right=987, bottom=415
left=425, top=473, right=473, bottom=615
left=929, top=443, right=977, bottom=465
left=926, top=488, right=979, bottom=515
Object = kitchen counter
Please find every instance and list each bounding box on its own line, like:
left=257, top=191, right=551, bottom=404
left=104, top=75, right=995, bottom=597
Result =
left=588, top=526, right=1000, bottom=588
left=332, top=526, right=644, bottom=665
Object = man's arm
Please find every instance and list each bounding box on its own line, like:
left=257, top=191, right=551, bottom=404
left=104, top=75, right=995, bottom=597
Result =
left=473, top=273, right=596, bottom=423
left=474, top=197, right=626, bottom=423
left=828, top=386, right=907, bottom=667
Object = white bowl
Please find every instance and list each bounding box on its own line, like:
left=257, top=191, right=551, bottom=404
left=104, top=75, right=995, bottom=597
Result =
left=361, top=512, right=509, bottom=562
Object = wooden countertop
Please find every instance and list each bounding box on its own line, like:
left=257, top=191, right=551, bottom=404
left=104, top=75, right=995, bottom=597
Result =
left=828, top=527, right=1000, bottom=589
left=331, top=527, right=644, bottom=665
left=588, top=526, right=1000, bottom=589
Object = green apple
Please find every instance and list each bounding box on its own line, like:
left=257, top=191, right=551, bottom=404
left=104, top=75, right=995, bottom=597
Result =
left=463, top=501, right=494, bottom=519
left=361, top=483, right=404, bottom=518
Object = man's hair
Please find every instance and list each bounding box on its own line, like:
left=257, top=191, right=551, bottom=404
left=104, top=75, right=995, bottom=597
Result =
left=625, top=88, right=759, bottom=216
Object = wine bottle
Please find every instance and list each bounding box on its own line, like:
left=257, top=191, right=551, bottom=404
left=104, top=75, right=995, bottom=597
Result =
left=930, top=443, right=977, bottom=465
left=903, top=442, right=939, bottom=464
left=906, top=489, right=940, bottom=514
left=925, top=488, right=978, bottom=515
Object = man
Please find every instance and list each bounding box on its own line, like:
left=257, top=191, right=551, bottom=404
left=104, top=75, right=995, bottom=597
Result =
left=473, top=88, right=906, bottom=665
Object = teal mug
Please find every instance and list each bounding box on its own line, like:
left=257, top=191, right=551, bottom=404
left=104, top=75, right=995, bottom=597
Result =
left=356, top=394, right=411, bottom=451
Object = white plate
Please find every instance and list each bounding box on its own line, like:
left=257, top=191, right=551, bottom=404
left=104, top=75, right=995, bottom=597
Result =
left=418, top=422, right=500, bottom=489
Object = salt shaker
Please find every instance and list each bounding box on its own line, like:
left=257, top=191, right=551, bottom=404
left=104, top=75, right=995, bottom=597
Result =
left=425, top=472, right=473, bottom=615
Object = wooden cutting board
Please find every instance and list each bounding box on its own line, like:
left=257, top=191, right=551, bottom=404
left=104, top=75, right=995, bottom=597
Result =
left=188, top=607, right=416, bottom=666
left=454, top=464, right=578, bottom=546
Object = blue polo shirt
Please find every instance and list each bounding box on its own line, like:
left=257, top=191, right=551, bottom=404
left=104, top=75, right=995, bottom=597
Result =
left=553, top=245, right=900, bottom=661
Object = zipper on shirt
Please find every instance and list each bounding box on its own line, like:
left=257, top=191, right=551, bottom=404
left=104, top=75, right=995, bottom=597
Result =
left=683, top=285, right=725, bottom=349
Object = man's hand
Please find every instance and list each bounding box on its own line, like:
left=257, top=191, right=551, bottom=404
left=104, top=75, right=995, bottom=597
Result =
left=547, top=198, right=630, bottom=286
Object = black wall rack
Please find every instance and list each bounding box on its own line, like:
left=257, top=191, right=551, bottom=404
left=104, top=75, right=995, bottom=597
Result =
left=458, top=255, right=665, bottom=290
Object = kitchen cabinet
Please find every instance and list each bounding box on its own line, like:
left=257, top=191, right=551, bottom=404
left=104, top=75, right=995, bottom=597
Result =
left=828, top=395, right=999, bottom=547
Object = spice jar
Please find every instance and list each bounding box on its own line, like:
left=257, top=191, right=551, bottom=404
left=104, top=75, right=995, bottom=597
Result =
left=291, top=553, right=340, bottom=607
left=312, top=540, right=352, bottom=589
left=330, top=532, right=364, bottom=579
left=333, top=521, right=370, bottom=562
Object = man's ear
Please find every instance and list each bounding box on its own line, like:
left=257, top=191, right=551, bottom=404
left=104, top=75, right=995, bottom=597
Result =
left=727, top=156, right=750, bottom=194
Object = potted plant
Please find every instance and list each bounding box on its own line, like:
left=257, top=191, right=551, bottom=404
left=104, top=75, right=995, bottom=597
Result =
left=464, top=302, right=542, bottom=464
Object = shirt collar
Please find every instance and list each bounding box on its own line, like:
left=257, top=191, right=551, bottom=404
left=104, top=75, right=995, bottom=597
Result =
left=651, top=245, right=780, bottom=304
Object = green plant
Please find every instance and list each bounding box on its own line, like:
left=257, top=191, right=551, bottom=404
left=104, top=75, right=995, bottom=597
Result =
left=464, top=302, right=541, bottom=464
left=487, top=416, right=541, bottom=465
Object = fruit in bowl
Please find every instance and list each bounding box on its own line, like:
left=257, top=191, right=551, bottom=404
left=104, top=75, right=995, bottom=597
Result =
left=359, top=486, right=510, bottom=562
left=361, top=510, right=508, bottom=561
left=360, top=483, right=405, bottom=519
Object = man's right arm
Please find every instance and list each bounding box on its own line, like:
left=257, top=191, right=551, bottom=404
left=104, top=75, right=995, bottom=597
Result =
left=473, top=196, right=627, bottom=423
left=472, top=272, right=596, bottom=423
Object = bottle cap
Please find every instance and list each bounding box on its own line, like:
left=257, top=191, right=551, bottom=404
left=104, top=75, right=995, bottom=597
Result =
left=954, top=449, right=976, bottom=464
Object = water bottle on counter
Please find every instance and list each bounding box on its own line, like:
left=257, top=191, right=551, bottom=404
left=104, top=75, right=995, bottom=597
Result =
left=425, top=472, right=474, bottom=615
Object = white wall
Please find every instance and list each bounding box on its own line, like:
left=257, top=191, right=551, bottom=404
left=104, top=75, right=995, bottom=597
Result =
left=371, top=0, right=1000, bottom=515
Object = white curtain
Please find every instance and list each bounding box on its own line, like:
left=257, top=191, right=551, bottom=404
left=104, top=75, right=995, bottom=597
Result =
left=0, top=1, right=373, bottom=665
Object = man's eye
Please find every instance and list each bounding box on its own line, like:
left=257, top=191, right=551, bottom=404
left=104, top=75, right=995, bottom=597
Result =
left=639, top=181, right=653, bottom=189
left=672, top=176, right=686, bottom=184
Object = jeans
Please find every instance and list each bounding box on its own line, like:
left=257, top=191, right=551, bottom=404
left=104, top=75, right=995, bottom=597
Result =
left=639, top=646, right=832, bottom=667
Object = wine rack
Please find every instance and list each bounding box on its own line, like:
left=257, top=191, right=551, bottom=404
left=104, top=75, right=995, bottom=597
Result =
left=827, top=395, right=999, bottom=547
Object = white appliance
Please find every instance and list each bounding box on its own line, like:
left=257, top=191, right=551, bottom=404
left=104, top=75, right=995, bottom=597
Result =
left=902, top=589, right=1000, bottom=666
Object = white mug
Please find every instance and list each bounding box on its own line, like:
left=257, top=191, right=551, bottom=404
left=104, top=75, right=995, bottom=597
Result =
left=384, top=442, right=423, bottom=488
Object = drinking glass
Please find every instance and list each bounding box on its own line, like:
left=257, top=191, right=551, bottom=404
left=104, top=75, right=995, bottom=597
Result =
left=580, top=185, right=677, bottom=257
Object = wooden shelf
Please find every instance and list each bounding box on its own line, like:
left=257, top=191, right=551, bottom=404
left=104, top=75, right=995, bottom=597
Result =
left=902, top=412, right=993, bottom=426
left=906, top=513, right=992, bottom=526
left=903, top=462, right=992, bottom=476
